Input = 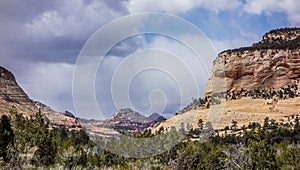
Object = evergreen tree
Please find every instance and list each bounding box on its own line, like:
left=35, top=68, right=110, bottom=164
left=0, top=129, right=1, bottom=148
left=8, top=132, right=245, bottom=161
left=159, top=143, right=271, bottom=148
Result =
left=198, top=119, right=204, bottom=130
left=231, top=120, right=238, bottom=132
left=277, top=147, right=300, bottom=169
left=0, top=115, right=14, bottom=162
left=247, top=138, right=278, bottom=169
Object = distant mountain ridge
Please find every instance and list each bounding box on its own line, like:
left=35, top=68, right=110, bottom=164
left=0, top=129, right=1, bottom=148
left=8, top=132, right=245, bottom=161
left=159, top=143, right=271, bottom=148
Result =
left=82, top=108, right=166, bottom=136
left=105, top=108, right=165, bottom=136
left=109, top=108, right=166, bottom=123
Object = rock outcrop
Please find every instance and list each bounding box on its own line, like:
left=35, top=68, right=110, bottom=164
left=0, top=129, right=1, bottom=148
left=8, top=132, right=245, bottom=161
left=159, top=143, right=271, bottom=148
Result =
left=156, top=27, right=300, bottom=132
left=0, top=66, right=38, bottom=115
left=205, top=49, right=300, bottom=95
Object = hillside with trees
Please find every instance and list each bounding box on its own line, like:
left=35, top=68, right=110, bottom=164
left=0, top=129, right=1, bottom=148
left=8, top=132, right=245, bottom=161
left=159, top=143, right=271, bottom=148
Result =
left=2, top=108, right=300, bottom=169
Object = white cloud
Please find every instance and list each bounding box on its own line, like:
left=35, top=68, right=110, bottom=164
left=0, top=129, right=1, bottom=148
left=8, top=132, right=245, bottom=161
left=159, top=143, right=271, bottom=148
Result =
left=26, top=0, right=126, bottom=38
left=243, top=0, right=300, bottom=25
left=27, top=10, right=64, bottom=37
left=19, top=62, right=74, bottom=112
left=126, top=0, right=242, bottom=14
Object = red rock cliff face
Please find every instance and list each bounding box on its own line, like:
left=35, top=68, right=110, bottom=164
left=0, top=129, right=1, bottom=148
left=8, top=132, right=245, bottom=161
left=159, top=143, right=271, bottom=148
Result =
left=218, top=49, right=300, bottom=91
left=0, top=67, right=33, bottom=104
left=205, top=28, right=300, bottom=95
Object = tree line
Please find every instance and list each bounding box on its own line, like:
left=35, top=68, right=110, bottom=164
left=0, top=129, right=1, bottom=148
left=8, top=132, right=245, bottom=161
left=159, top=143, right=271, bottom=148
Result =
left=2, top=108, right=300, bottom=169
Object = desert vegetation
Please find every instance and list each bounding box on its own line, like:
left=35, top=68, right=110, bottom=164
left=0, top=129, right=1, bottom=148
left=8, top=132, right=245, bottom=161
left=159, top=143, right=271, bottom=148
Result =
left=2, top=108, right=300, bottom=169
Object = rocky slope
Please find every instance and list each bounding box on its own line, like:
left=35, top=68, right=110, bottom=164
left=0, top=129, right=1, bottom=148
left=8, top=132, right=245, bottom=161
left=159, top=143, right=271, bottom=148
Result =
left=155, top=27, right=300, bottom=132
left=0, top=66, right=37, bottom=115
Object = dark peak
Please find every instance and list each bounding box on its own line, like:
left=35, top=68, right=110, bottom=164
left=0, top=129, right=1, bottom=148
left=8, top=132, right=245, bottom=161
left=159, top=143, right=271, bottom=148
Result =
left=110, top=109, right=166, bottom=124
left=111, top=108, right=148, bottom=123
left=148, top=112, right=160, bottom=118
left=116, top=108, right=135, bottom=114
left=0, top=66, right=16, bottom=82
left=148, top=112, right=166, bottom=122
left=60, top=111, right=76, bottom=119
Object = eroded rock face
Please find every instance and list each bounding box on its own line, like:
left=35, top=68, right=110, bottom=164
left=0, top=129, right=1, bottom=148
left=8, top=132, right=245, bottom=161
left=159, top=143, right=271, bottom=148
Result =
left=0, top=66, right=33, bottom=104
left=0, top=66, right=37, bottom=115
left=205, top=28, right=300, bottom=95
left=214, top=49, right=300, bottom=92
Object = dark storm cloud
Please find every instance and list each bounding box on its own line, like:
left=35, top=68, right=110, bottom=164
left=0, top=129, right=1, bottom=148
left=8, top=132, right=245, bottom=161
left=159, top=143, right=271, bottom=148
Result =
left=10, top=36, right=84, bottom=63
left=0, top=0, right=62, bottom=21
left=0, top=0, right=133, bottom=65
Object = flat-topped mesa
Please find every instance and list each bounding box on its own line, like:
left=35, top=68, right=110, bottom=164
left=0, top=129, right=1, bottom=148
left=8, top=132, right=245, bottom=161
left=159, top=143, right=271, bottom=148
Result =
left=205, top=28, right=300, bottom=96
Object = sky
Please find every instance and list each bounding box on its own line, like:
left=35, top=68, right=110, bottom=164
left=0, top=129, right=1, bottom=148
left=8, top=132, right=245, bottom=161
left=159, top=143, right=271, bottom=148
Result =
left=0, top=0, right=299, bottom=120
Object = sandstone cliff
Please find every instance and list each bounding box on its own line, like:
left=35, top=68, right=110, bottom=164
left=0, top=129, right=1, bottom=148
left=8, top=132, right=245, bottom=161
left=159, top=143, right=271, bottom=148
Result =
left=205, top=27, right=300, bottom=95
left=155, top=27, right=300, bottom=132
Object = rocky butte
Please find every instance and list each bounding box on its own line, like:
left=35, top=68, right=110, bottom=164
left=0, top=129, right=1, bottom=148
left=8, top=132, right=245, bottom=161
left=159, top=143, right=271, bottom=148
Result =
left=155, top=27, right=300, bottom=132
